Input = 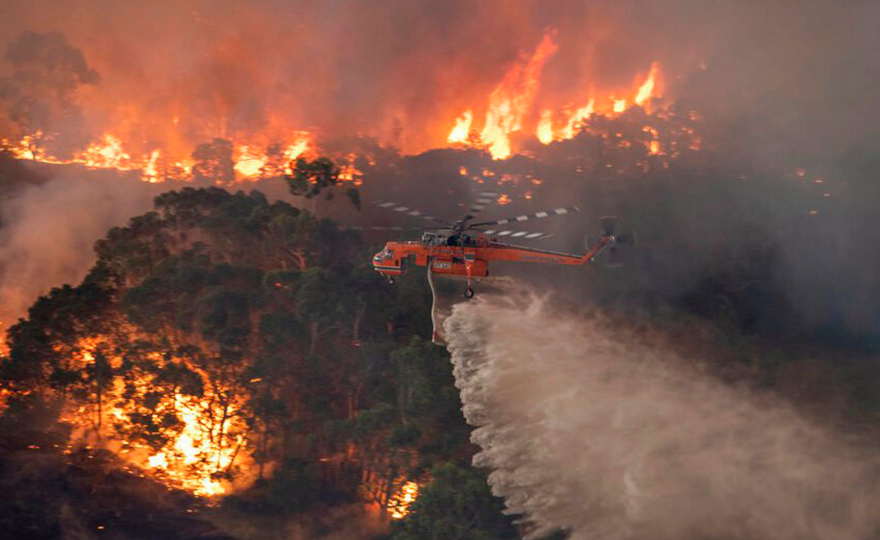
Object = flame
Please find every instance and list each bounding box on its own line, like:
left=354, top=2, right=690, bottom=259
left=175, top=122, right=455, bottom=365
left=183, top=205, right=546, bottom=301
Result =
left=60, top=338, right=249, bottom=497
left=4, top=131, right=311, bottom=183
left=447, top=110, right=473, bottom=144
left=3, top=31, right=669, bottom=172
left=143, top=392, right=245, bottom=496
left=78, top=135, right=132, bottom=169
left=478, top=32, right=558, bottom=159
left=388, top=481, right=420, bottom=519
left=442, top=32, right=664, bottom=158
left=561, top=99, right=595, bottom=140
left=635, top=62, right=660, bottom=107
left=143, top=149, right=162, bottom=183
left=233, top=144, right=268, bottom=179
left=536, top=109, right=554, bottom=145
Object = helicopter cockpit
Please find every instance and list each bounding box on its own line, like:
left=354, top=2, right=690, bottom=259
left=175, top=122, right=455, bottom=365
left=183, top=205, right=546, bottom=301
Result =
left=421, top=231, right=483, bottom=247
left=420, top=232, right=444, bottom=246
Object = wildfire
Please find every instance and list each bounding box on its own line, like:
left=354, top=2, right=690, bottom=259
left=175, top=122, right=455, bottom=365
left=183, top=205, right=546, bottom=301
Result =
left=139, top=391, right=246, bottom=497
left=447, top=110, right=473, bottom=144
left=0, top=28, right=673, bottom=175
left=536, top=109, right=554, bottom=145
left=388, top=481, right=420, bottom=519
left=4, top=131, right=312, bottom=184
left=478, top=31, right=558, bottom=159
left=444, top=32, right=664, bottom=159
left=635, top=62, right=660, bottom=108
left=63, top=339, right=249, bottom=497
left=233, top=145, right=269, bottom=179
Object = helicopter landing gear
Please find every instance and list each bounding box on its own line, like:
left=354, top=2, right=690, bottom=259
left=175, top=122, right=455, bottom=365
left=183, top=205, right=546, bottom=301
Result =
left=464, top=286, right=475, bottom=299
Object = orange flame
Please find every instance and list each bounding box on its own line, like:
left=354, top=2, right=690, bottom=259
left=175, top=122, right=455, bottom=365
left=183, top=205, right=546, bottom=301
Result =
left=478, top=31, right=558, bottom=159
left=635, top=62, right=660, bottom=107
left=4, top=131, right=311, bottom=183
left=388, top=481, right=420, bottom=519
left=561, top=99, right=595, bottom=140
left=447, top=110, right=473, bottom=144
left=536, top=109, right=554, bottom=145
left=61, top=339, right=250, bottom=497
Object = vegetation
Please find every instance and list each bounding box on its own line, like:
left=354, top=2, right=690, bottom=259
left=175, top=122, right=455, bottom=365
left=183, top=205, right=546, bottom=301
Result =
left=0, top=177, right=521, bottom=538
left=1, top=101, right=879, bottom=538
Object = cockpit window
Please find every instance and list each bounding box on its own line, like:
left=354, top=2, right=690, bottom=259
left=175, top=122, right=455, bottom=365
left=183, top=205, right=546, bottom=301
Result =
left=384, top=249, right=394, bottom=259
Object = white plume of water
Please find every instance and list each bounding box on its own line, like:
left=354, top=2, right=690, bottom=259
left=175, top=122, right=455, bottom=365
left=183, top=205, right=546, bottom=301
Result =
left=444, top=289, right=880, bottom=540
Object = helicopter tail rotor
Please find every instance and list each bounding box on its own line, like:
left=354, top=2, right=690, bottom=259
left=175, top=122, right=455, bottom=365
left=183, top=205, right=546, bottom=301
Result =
left=588, top=217, right=635, bottom=268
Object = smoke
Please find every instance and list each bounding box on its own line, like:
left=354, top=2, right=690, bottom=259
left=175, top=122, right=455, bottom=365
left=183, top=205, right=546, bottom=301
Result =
left=0, top=171, right=160, bottom=328
left=445, top=290, right=880, bottom=540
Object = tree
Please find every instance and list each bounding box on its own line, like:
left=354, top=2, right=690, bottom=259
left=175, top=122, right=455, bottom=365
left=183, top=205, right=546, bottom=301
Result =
left=192, top=138, right=235, bottom=184
left=0, top=31, right=99, bottom=157
left=285, top=157, right=360, bottom=209
left=390, top=463, right=519, bottom=540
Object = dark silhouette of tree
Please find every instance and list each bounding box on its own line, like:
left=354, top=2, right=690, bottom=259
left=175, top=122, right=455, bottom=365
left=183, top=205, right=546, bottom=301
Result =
left=285, top=157, right=361, bottom=210
left=192, top=138, right=235, bottom=184
left=0, top=32, right=99, bottom=157
left=389, top=463, right=519, bottom=540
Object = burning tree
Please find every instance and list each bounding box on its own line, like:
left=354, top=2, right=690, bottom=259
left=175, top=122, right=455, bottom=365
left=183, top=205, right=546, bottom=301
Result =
left=0, top=32, right=99, bottom=160
left=0, top=184, right=469, bottom=513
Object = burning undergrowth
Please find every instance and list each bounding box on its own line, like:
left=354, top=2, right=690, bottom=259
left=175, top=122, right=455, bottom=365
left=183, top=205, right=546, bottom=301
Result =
left=0, top=185, right=455, bottom=532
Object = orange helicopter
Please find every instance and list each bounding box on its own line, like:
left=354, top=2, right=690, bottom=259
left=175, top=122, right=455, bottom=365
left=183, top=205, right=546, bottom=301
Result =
left=368, top=192, right=635, bottom=341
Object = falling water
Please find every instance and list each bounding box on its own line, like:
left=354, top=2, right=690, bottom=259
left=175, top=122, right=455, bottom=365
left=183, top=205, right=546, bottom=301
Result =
left=444, top=289, right=880, bottom=540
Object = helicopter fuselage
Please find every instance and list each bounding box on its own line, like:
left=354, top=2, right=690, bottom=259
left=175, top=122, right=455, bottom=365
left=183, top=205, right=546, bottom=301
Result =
left=372, top=231, right=612, bottom=282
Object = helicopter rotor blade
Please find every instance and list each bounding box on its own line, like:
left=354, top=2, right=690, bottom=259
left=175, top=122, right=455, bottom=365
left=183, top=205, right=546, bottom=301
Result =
left=615, top=230, right=637, bottom=246
left=373, top=200, right=447, bottom=226
left=599, top=216, right=617, bottom=236
left=345, top=225, right=425, bottom=232
left=469, top=205, right=580, bottom=228
left=483, top=229, right=554, bottom=240
left=606, top=246, right=624, bottom=268
left=463, top=191, right=499, bottom=221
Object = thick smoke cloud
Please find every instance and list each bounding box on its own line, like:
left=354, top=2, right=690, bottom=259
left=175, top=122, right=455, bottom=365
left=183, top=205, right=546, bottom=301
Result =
left=0, top=172, right=159, bottom=328
left=445, top=290, right=880, bottom=540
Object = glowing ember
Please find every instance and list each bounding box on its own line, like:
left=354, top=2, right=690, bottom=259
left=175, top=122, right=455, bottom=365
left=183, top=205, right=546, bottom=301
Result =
left=388, top=481, right=420, bottom=519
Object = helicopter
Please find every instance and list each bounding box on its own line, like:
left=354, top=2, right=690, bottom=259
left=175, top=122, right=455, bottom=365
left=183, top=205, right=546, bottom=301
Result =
left=369, top=191, right=635, bottom=308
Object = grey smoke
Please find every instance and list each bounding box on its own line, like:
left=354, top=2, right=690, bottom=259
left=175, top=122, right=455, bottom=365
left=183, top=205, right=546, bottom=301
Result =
left=445, top=289, right=880, bottom=540
left=0, top=172, right=159, bottom=328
